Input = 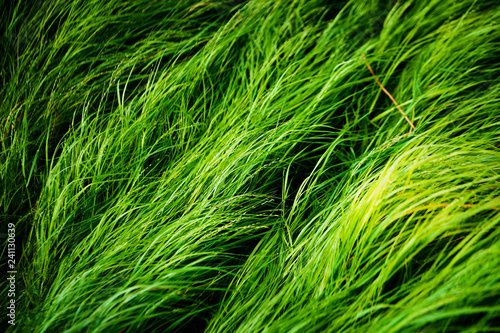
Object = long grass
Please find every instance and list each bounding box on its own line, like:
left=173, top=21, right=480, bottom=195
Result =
left=1, top=0, right=499, bottom=331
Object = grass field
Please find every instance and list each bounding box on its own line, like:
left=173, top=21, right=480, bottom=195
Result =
left=1, top=0, right=499, bottom=331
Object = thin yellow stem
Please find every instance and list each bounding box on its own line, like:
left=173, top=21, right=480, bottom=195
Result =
left=362, top=54, right=416, bottom=131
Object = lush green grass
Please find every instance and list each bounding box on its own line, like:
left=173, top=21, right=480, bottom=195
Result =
left=1, top=0, right=499, bottom=331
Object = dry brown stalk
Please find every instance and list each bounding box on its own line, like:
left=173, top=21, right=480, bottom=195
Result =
left=362, top=54, right=416, bottom=131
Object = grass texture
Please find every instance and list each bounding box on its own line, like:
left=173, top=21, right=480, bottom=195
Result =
left=1, top=0, right=500, bottom=331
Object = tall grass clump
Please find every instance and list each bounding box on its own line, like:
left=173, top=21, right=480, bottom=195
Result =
left=1, top=0, right=499, bottom=331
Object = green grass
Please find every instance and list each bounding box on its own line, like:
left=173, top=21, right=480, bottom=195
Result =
left=1, top=0, right=499, bottom=331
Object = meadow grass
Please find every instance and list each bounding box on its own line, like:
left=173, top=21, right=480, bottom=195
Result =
left=1, top=0, right=499, bottom=331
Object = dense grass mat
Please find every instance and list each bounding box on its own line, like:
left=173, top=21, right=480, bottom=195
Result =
left=1, top=0, right=499, bottom=331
